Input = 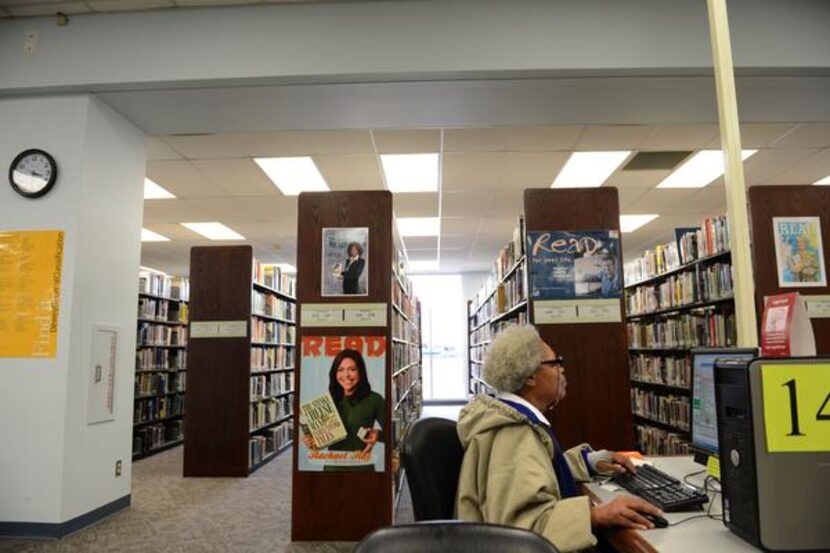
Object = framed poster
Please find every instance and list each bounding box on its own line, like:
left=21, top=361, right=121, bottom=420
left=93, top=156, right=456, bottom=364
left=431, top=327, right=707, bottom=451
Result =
left=526, top=230, right=622, bottom=300
left=773, top=217, right=827, bottom=288
left=322, top=227, right=369, bottom=296
left=298, top=335, right=386, bottom=472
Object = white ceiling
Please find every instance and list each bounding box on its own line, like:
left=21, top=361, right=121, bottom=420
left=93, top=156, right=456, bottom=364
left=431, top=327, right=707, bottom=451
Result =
left=140, top=123, right=830, bottom=277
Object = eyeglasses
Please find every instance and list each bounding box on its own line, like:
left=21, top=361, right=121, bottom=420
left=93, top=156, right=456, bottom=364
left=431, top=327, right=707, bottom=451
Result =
left=540, top=357, right=565, bottom=368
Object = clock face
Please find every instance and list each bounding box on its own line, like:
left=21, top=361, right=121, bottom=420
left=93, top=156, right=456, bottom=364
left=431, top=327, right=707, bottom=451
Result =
left=9, top=149, right=57, bottom=198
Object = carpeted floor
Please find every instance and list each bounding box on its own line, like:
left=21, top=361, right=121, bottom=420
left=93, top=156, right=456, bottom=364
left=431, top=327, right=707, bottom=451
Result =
left=0, top=446, right=415, bottom=553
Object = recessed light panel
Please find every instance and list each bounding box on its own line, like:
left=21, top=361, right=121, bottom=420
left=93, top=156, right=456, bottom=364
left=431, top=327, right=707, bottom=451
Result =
left=620, top=214, right=659, bottom=233
left=141, top=228, right=171, bottom=242
left=180, top=222, right=245, bottom=240
left=814, top=174, right=830, bottom=185
left=397, top=217, right=440, bottom=237
left=657, top=149, right=757, bottom=188
left=380, top=153, right=439, bottom=193
left=552, top=151, right=631, bottom=188
left=254, top=157, right=329, bottom=196
left=143, top=178, right=175, bottom=199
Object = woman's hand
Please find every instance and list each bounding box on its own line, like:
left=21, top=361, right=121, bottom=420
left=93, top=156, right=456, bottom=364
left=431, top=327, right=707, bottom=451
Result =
left=595, top=451, right=637, bottom=475
left=360, top=428, right=380, bottom=454
left=302, top=434, right=318, bottom=450
left=590, top=496, right=663, bottom=530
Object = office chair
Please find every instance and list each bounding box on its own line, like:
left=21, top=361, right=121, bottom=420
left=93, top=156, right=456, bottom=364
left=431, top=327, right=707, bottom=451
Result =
left=353, top=521, right=560, bottom=553
left=400, top=417, right=465, bottom=521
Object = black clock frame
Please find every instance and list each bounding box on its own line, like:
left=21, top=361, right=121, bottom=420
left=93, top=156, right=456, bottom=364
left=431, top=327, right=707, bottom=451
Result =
left=9, top=149, right=58, bottom=199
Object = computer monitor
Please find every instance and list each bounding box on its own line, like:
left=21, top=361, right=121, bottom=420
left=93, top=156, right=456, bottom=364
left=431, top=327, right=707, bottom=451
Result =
left=690, top=348, right=757, bottom=458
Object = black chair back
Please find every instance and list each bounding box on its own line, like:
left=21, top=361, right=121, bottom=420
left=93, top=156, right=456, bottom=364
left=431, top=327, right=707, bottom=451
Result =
left=401, top=417, right=464, bottom=521
left=353, top=521, right=559, bottom=553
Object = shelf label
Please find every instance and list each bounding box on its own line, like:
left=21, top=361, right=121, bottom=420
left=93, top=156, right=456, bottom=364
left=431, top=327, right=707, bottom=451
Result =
left=191, top=320, right=247, bottom=338
left=302, top=303, right=387, bottom=327
left=762, top=363, right=830, bottom=453
left=805, top=295, right=830, bottom=318
left=533, top=299, right=621, bottom=324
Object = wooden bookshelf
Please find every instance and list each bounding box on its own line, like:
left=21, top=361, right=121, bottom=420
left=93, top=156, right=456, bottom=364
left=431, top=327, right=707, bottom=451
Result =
left=132, top=270, right=189, bottom=460
left=183, top=246, right=296, bottom=477
left=291, top=190, right=422, bottom=542
left=623, top=215, right=736, bottom=455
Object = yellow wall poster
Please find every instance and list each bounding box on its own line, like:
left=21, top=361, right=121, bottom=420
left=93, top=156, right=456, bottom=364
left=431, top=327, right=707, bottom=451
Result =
left=762, top=363, right=830, bottom=453
left=0, top=230, right=64, bottom=358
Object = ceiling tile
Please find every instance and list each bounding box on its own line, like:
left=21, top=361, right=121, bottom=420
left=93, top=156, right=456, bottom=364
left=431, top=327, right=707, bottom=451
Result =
left=489, top=189, right=524, bottom=217
left=190, top=158, right=278, bottom=196
left=768, top=147, right=830, bottom=184
left=505, top=126, right=583, bottom=151
left=640, top=124, right=719, bottom=151
left=442, top=189, right=494, bottom=217
left=605, top=169, right=671, bottom=189
left=231, top=220, right=297, bottom=242
left=226, top=131, right=309, bottom=157
left=183, top=197, right=252, bottom=221
left=706, top=123, right=798, bottom=149
left=162, top=134, right=249, bottom=159
left=442, top=216, right=481, bottom=235
left=576, top=125, right=654, bottom=150
left=393, top=193, right=439, bottom=217
left=147, top=137, right=183, bottom=160
left=442, top=152, right=505, bottom=191
left=233, top=196, right=298, bottom=222
left=440, top=234, right=473, bottom=250
left=6, top=1, right=89, bottom=15
left=503, top=152, right=569, bottom=189
left=142, top=199, right=203, bottom=224
left=407, top=249, right=439, bottom=262
left=617, top=187, right=650, bottom=211
left=299, top=131, right=374, bottom=155
left=403, top=236, right=438, bottom=251
left=372, top=130, right=440, bottom=154
left=146, top=160, right=228, bottom=197
left=744, top=148, right=817, bottom=184
left=88, top=0, right=173, bottom=10
left=444, top=128, right=509, bottom=152
left=314, top=155, right=383, bottom=191
left=174, top=0, right=256, bottom=5
left=625, top=188, right=709, bottom=216
left=769, top=123, right=830, bottom=149
left=143, top=223, right=205, bottom=241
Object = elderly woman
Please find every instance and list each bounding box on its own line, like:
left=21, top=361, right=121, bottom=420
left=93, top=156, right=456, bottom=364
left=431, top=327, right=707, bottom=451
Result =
left=456, top=324, right=662, bottom=552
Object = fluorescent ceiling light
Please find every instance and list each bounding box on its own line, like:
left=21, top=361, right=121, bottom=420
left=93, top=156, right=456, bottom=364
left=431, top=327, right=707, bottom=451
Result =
left=143, top=178, right=175, bottom=199
left=380, top=153, right=439, bottom=193
left=254, top=157, right=329, bottom=196
left=180, top=222, right=245, bottom=240
left=397, top=217, right=440, bottom=237
left=620, top=214, right=659, bottom=233
left=657, top=149, right=757, bottom=188
left=409, top=260, right=439, bottom=273
left=814, top=174, right=830, bottom=185
left=276, top=263, right=297, bottom=274
left=141, top=228, right=171, bottom=242
left=552, top=151, right=631, bottom=188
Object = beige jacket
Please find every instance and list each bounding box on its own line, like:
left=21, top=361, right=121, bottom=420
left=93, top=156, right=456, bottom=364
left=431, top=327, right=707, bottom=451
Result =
left=456, top=395, right=598, bottom=552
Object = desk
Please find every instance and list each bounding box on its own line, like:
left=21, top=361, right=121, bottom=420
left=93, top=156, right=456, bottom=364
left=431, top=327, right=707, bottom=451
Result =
left=583, top=456, right=759, bottom=553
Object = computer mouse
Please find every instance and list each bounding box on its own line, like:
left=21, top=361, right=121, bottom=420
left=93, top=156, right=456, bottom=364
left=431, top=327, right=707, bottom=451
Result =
left=643, top=513, right=669, bottom=529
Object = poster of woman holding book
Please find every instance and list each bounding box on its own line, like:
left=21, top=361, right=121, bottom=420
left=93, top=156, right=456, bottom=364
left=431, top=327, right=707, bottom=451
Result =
left=299, top=335, right=386, bottom=472
left=322, top=227, right=369, bottom=296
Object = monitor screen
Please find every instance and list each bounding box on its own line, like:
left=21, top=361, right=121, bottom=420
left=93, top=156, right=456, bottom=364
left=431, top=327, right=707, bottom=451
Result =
left=691, top=349, right=756, bottom=454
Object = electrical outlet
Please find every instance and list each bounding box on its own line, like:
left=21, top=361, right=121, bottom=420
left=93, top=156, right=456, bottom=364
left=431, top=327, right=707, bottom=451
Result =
left=115, top=460, right=122, bottom=477
left=23, top=30, right=39, bottom=55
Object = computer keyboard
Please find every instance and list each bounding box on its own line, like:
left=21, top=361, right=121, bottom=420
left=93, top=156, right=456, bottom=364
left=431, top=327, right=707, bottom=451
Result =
left=610, top=464, right=708, bottom=512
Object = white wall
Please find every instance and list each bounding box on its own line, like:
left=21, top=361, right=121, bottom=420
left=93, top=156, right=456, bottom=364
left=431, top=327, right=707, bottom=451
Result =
left=0, top=95, right=145, bottom=524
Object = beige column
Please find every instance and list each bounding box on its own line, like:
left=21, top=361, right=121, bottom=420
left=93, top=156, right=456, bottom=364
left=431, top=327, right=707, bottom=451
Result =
left=707, top=0, right=758, bottom=347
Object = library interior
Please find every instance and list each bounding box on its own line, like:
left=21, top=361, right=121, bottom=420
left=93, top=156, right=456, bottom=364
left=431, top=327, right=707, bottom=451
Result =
left=2, top=1, right=830, bottom=552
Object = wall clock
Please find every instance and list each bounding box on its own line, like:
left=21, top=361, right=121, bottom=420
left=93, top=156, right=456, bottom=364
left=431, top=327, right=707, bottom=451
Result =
left=9, top=149, right=58, bottom=199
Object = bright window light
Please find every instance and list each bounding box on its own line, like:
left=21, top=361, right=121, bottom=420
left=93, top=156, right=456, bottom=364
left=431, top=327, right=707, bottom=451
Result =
left=814, top=174, right=830, bottom=185
left=180, top=222, right=245, bottom=240
left=276, top=263, right=297, bottom=274
left=397, top=217, right=440, bottom=237
left=409, top=260, right=439, bottom=273
left=380, top=153, right=439, bottom=193
left=141, top=228, right=171, bottom=242
left=254, top=157, right=329, bottom=196
left=144, top=178, right=175, bottom=199
left=552, top=151, right=631, bottom=188
left=657, top=149, right=757, bottom=188
left=620, top=214, right=659, bottom=233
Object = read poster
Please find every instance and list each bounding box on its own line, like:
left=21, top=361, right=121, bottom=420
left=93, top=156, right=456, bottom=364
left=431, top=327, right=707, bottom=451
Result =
left=0, top=230, right=64, bottom=358
left=526, top=230, right=622, bottom=300
left=321, top=227, right=369, bottom=297
left=298, top=335, right=386, bottom=472
left=773, top=217, right=827, bottom=288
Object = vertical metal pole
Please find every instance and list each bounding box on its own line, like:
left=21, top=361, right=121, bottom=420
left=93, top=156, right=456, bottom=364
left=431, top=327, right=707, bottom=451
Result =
left=707, top=0, right=758, bottom=347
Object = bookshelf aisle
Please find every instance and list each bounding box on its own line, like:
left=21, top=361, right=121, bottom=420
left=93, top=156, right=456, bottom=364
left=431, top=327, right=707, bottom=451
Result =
left=183, top=246, right=296, bottom=477
left=391, top=263, right=423, bottom=513
left=467, top=217, right=527, bottom=396
left=133, top=269, right=189, bottom=460
left=623, top=216, right=736, bottom=455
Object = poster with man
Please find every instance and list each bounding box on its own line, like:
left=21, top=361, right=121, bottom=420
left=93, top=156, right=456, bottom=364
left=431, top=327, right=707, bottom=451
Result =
left=773, top=217, right=827, bottom=287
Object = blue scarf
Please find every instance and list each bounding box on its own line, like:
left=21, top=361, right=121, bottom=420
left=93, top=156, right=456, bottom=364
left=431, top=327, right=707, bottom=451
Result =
left=499, top=399, right=579, bottom=499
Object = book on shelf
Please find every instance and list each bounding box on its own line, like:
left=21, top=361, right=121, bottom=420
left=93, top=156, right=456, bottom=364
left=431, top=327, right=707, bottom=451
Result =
left=299, top=392, right=348, bottom=449
left=253, top=261, right=296, bottom=297
left=626, top=310, right=736, bottom=350
left=629, top=353, right=691, bottom=389
left=631, top=389, right=690, bottom=432
left=634, top=424, right=689, bottom=456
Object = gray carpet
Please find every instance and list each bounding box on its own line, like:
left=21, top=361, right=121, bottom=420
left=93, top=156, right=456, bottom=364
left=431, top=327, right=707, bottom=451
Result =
left=0, top=445, right=415, bottom=553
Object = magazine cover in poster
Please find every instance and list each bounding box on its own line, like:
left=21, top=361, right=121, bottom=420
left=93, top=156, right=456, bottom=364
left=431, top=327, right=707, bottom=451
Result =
left=526, top=230, right=622, bottom=300
left=322, top=227, right=369, bottom=296
left=774, top=217, right=827, bottom=288
left=298, top=335, right=386, bottom=472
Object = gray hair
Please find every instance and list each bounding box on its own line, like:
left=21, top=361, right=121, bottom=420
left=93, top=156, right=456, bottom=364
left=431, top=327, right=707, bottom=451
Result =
left=483, top=324, right=543, bottom=393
